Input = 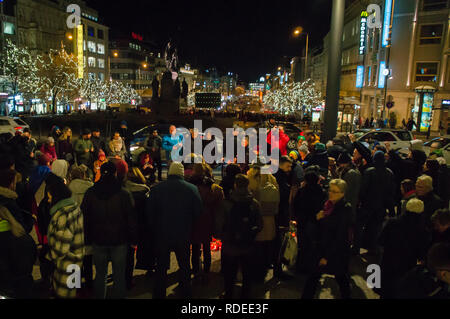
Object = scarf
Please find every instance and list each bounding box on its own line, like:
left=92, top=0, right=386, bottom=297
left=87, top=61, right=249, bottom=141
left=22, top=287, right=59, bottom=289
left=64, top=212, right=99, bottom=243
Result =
left=323, top=200, right=335, bottom=217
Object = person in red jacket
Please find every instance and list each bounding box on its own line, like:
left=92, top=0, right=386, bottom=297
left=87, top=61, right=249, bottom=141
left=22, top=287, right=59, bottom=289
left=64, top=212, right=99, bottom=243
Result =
left=266, top=126, right=290, bottom=156
left=40, top=137, right=57, bottom=163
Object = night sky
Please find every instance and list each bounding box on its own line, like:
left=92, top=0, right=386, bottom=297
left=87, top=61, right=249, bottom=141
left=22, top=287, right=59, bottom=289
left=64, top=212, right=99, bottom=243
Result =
left=86, top=0, right=332, bottom=82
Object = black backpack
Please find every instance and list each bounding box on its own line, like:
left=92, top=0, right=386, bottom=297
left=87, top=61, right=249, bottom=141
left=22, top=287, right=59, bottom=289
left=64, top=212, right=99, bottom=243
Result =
left=225, top=199, right=261, bottom=246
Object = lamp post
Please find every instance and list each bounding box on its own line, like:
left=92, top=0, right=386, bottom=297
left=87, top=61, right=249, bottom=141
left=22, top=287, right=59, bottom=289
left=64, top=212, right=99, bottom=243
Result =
left=293, top=27, right=309, bottom=80
left=323, top=0, right=345, bottom=143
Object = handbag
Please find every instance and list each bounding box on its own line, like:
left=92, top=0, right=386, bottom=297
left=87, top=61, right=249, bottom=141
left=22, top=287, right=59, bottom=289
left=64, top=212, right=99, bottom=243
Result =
left=280, top=221, right=298, bottom=267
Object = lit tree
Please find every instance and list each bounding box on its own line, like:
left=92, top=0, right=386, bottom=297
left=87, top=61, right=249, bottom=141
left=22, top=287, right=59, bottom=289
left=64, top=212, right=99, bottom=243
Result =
left=264, top=79, right=322, bottom=115
left=0, top=39, right=39, bottom=112
left=37, top=47, right=78, bottom=113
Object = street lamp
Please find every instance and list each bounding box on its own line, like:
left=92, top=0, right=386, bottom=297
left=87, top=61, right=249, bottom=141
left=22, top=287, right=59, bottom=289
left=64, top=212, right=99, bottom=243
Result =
left=293, top=26, right=309, bottom=80
left=66, top=33, right=73, bottom=41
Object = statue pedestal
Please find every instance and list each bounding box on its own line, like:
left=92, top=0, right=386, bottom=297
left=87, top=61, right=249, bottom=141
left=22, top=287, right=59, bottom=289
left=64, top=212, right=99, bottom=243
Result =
left=151, top=71, right=180, bottom=116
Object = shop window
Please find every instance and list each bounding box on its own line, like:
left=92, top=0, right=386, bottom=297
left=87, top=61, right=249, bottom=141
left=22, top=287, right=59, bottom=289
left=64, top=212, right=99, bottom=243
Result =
left=98, top=59, right=105, bottom=68
left=416, top=62, right=438, bottom=82
left=419, top=24, right=443, bottom=44
left=88, top=57, right=96, bottom=67
left=3, top=22, right=15, bottom=35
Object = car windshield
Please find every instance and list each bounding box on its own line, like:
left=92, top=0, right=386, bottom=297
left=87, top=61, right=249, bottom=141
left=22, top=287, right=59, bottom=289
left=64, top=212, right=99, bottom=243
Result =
left=393, top=131, right=411, bottom=141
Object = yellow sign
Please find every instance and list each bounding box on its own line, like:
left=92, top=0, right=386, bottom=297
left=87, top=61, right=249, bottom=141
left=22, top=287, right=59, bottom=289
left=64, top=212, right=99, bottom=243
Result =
left=77, top=24, right=84, bottom=78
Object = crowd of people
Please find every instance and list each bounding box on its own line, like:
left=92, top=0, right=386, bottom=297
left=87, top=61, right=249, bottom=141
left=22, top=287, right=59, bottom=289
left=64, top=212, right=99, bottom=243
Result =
left=0, top=119, right=449, bottom=300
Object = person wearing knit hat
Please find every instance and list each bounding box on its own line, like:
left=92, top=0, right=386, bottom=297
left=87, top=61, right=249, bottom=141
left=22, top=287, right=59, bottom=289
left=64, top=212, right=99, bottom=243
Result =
left=314, top=143, right=326, bottom=152
left=378, top=197, right=430, bottom=299
left=93, top=150, right=108, bottom=182
left=289, top=150, right=299, bottom=161
left=410, top=139, right=424, bottom=152
left=168, top=161, right=184, bottom=178
left=40, top=136, right=57, bottom=163
left=352, top=141, right=372, bottom=174
left=145, top=160, right=202, bottom=298
left=112, top=158, right=129, bottom=182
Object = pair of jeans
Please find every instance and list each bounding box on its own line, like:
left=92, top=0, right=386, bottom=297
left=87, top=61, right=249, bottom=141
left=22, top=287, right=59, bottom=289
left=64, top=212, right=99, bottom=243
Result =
left=191, top=241, right=211, bottom=274
left=152, top=156, right=162, bottom=181
left=253, top=241, right=273, bottom=283
left=222, top=248, right=255, bottom=299
left=93, top=244, right=127, bottom=299
left=153, top=241, right=191, bottom=299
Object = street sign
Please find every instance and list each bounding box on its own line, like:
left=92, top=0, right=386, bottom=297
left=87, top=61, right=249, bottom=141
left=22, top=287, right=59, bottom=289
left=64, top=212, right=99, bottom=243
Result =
left=386, top=102, right=394, bottom=109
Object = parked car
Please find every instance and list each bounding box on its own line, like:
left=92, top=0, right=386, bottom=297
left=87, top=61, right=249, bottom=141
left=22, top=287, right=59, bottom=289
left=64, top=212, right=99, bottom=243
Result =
left=0, top=116, right=30, bottom=136
left=354, top=128, right=413, bottom=151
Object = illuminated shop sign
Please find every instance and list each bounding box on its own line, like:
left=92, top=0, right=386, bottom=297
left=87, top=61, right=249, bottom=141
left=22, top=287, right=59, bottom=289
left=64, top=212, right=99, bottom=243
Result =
left=378, top=61, right=386, bottom=88
left=360, top=11, right=368, bottom=55
left=356, top=66, right=364, bottom=88
left=382, top=0, right=394, bottom=47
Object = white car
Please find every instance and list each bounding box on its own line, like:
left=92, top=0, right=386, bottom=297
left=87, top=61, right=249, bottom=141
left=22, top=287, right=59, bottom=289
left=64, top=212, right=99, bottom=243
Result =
left=354, top=129, right=413, bottom=151
left=0, top=116, right=30, bottom=136
left=423, top=136, right=450, bottom=164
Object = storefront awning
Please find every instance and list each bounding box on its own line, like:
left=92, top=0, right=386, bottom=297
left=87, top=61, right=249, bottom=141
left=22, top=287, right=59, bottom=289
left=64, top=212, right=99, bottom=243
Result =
left=415, top=85, right=437, bottom=93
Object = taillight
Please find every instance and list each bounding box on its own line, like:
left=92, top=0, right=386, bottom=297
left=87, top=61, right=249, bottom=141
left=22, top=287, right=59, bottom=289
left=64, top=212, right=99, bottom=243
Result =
left=14, top=126, right=23, bottom=130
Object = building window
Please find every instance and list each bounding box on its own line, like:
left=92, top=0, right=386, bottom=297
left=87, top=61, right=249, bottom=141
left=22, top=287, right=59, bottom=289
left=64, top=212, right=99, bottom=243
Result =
left=88, top=73, right=96, bottom=80
left=98, top=59, right=105, bottom=68
left=87, top=41, right=96, bottom=53
left=88, top=57, right=96, bottom=68
left=98, top=73, right=105, bottom=81
left=97, top=43, right=105, bottom=54
left=83, top=40, right=86, bottom=51
left=3, top=22, right=15, bottom=35
left=88, top=26, right=95, bottom=37
left=419, top=24, right=443, bottom=44
left=422, top=0, right=448, bottom=11
left=416, top=62, right=439, bottom=82
left=97, top=29, right=104, bottom=39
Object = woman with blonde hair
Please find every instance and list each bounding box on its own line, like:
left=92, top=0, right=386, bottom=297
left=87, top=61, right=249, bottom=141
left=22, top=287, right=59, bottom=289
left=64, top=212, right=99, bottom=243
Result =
left=57, top=127, right=74, bottom=163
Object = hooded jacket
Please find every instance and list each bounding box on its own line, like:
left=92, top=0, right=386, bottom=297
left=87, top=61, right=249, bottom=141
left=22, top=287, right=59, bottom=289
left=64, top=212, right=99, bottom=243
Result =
left=81, top=177, right=137, bottom=246
left=69, top=179, right=94, bottom=206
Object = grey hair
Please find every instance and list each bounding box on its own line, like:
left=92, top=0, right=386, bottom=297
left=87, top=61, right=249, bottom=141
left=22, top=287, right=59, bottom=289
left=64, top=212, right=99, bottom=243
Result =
left=417, top=175, right=433, bottom=191
left=329, top=179, right=347, bottom=194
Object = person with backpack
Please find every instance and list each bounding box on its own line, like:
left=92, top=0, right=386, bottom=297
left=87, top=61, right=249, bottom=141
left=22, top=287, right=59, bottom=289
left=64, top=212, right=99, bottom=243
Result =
left=247, top=162, right=280, bottom=286
left=215, top=174, right=263, bottom=299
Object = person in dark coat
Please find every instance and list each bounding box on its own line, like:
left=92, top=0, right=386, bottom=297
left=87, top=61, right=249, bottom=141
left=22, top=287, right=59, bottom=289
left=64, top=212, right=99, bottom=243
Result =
left=357, top=151, right=395, bottom=255
left=395, top=243, right=450, bottom=299
left=378, top=198, right=432, bottom=298
left=0, top=168, right=36, bottom=299
left=190, top=177, right=224, bottom=280
left=81, top=161, right=137, bottom=299
left=91, top=128, right=106, bottom=160
left=352, top=141, right=372, bottom=175
left=145, top=162, right=203, bottom=299
left=293, top=170, right=327, bottom=272
left=336, top=152, right=361, bottom=221
left=301, top=179, right=353, bottom=299
left=145, top=129, right=163, bottom=181
left=415, top=175, right=445, bottom=227
left=423, top=159, right=446, bottom=204
left=431, top=209, right=450, bottom=245
left=273, top=156, right=293, bottom=279
left=386, top=141, right=427, bottom=183
left=215, top=174, right=262, bottom=299
left=327, top=137, right=346, bottom=160
left=305, top=143, right=329, bottom=177
left=220, top=164, right=241, bottom=200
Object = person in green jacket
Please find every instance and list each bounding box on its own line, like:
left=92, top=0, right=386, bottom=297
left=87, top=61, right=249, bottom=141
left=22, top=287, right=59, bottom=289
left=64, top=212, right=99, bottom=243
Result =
left=74, top=129, right=94, bottom=167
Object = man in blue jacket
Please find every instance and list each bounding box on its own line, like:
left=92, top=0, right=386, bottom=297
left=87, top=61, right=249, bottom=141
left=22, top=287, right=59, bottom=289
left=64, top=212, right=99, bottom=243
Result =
left=146, top=162, right=202, bottom=299
left=162, top=125, right=184, bottom=166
